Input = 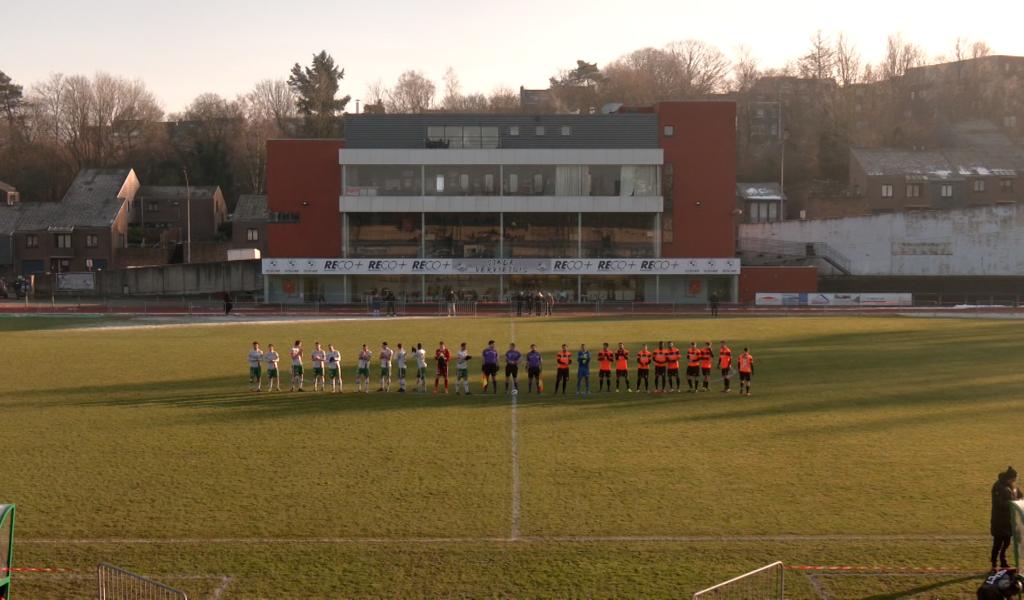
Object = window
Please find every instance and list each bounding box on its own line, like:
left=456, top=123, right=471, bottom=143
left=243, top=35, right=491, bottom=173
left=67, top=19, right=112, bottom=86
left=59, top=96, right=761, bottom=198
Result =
left=941, top=184, right=953, bottom=198
left=55, top=233, right=72, bottom=248
left=463, top=126, right=481, bottom=148
left=973, top=179, right=986, bottom=193
left=560, top=126, right=571, bottom=136
left=905, top=183, right=921, bottom=198
left=246, top=228, right=260, bottom=241
left=880, top=184, right=894, bottom=198
left=481, top=126, right=499, bottom=148
left=535, top=126, right=545, bottom=136
left=508, top=173, right=519, bottom=194
left=1001, top=179, right=1014, bottom=193
left=533, top=173, right=544, bottom=193
left=85, top=234, right=99, bottom=248
left=435, top=174, right=445, bottom=193
left=269, top=212, right=299, bottom=223
left=444, top=126, right=463, bottom=149
left=663, top=125, right=675, bottom=137
left=509, top=126, right=519, bottom=136
left=25, top=234, right=38, bottom=248
left=147, top=202, right=159, bottom=212
left=459, top=173, right=469, bottom=192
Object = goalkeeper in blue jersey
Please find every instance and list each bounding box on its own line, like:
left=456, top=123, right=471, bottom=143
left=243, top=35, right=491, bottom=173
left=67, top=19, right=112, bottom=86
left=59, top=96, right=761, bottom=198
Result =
left=576, top=343, right=591, bottom=396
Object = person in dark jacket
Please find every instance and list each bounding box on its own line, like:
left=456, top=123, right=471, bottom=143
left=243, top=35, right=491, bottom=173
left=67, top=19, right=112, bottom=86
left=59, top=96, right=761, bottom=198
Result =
left=991, top=466, right=1022, bottom=570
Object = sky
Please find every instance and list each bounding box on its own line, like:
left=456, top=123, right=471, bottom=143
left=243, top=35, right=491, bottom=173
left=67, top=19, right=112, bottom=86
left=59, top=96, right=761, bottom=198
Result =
left=3, top=0, right=1023, bottom=114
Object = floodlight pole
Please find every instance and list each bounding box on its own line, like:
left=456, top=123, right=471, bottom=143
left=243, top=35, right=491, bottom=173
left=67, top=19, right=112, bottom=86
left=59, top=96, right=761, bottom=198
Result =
left=182, top=168, right=192, bottom=264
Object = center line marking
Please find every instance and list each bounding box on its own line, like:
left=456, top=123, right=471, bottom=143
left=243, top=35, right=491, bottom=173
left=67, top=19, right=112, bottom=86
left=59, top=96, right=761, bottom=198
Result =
left=510, top=386, right=521, bottom=540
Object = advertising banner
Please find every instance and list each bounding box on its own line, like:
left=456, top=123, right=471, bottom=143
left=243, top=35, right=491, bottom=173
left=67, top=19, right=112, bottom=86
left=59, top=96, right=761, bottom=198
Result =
left=56, top=272, right=96, bottom=291
left=755, top=292, right=912, bottom=307
left=262, top=257, right=741, bottom=277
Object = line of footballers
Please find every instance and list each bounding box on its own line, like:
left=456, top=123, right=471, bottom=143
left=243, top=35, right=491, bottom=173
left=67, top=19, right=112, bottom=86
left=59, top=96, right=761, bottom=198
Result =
left=247, top=340, right=756, bottom=396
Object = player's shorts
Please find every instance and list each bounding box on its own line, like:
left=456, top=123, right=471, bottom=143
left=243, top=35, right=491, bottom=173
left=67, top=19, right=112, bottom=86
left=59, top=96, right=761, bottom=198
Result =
left=637, top=368, right=649, bottom=378
left=654, top=365, right=666, bottom=374
left=556, top=368, right=569, bottom=380
left=268, top=368, right=278, bottom=378
left=686, top=366, right=699, bottom=377
left=313, top=367, right=324, bottom=377
left=358, top=367, right=370, bottom=377
left=739, top=371, right=751, bottom=381
left=457, top=368, right=468, bottom=379
left=437, top=364, right=449, bottom=376
left=417, top=366, right=427, bottom=378
left=528, top=366, right=541, bottom=378
left=701, top=367, right=711, bottom=376
left=380, top=366, right=391, bottom=378
left=615, top=369, right=628, bottom=377
left=721, top=368, right=731, bottom=377
left=577, top=371, right=590, bottom=379
left=483, top=363, right=499, bottom=376
left=505, top=364, right=519, bottom=378
left=292, top=365, right=303, bottom=376
left=328, top=368, right=340, bottom=380
left=598, top=369, right=611, bottom=378
left=250, top=366, right=261, bottom=378
left=398, top=367, right=407, bottom=379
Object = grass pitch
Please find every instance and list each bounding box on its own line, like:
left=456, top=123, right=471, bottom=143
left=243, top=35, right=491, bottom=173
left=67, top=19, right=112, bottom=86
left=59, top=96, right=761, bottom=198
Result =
left=3, top=313, right=1023, bottom=598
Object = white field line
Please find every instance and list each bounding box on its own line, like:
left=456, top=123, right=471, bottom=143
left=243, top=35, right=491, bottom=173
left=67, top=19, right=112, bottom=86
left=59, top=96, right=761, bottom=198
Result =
left=53, top=315, right=433, bottom=333
left=510, top=389, right=521, bottom=540
left=18, top=534, right=986, bottom=545
left=209, top=575, right=234, bottom=600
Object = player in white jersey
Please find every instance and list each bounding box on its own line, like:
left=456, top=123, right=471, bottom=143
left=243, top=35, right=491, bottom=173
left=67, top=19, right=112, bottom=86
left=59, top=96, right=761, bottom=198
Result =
left=264, top=344, right=281, bottom=391
left=414, top=343, right=428, bottom=392
left=396, top=343, right=408, bottom=393
left=455, top=342, right=472, bottom=395
left=378, top=341, right=394, bottom=392
left=248, top=341, right=264, bottom=391
left=289, top=340, right=304, bottom=392
left=356, top=344, right=372, bottom=393
left=326, top=344, right=342, bottom=393
left=310, top=342, right=327, bottom=392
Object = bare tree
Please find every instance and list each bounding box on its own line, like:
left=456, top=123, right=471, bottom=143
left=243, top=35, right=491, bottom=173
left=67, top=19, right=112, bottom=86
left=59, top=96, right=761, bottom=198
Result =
left=834, top=33, right=861, bottom=86
left=488, top=86, right=519, bottom=112
left=246, top=79, right=296, bottom=128
left=601, top=40, right=729, bottom=104
left=732, top=45, right=760, bottom=93
left=365, top=79, right=387, bottom=106
left=798, top=30, right=835, bottom=80
left=883, top=33, right=924, bottom=79
left=441, top=67, right=462, bottom=110
left=667, top=39, right=731, bottom=95
left=386, top=70, right=436, bottom=113
left=971, top=40, right=992, bottom=59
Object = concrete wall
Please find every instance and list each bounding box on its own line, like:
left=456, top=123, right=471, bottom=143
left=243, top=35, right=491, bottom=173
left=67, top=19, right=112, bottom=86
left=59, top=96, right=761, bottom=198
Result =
left=740, top=205, right=1024, bottom=276
left=97, top=260, right=262, bottom=296
left=739, top=266, right=818, bottom=303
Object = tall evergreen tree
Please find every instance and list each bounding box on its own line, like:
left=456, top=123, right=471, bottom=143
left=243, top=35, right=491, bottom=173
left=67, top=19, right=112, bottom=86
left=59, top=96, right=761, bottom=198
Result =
left=287, top=51, right=350, bottom=138
left=0, top=70, right=24, bottom=128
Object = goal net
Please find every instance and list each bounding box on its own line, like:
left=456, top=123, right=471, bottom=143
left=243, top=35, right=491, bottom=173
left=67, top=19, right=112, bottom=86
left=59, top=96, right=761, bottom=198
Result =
left=692, top=561, right=784, bottom=600
left=97, top=563, right=188, bottom=600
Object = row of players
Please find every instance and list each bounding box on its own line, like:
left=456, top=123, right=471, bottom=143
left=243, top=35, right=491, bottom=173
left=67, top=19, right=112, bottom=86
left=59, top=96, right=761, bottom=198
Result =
left=246, top=340, right=756, bottom=396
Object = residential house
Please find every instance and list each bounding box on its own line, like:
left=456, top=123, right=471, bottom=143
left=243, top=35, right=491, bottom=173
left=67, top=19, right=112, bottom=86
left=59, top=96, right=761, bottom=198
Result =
left=134, top=185, right=228, bottom=243
left=231, top=194, right=267, bottom=253
left=736, top=183, right=785, bottom=223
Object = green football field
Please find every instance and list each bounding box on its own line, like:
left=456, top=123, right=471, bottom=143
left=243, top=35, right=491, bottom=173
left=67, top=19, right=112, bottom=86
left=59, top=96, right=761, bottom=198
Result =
left=3, top=313, right=1022, bottom=598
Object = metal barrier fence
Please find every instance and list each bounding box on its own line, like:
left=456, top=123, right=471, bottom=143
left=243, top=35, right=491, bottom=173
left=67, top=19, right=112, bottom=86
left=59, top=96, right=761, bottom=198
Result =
left=692, top=561, right=784, bottom=599
left=97, top=563, right=187, bottom=600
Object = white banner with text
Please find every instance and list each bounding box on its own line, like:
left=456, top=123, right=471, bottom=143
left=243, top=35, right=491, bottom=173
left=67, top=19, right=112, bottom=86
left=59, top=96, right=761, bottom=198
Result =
left=263, top=257, right=740, bottom=276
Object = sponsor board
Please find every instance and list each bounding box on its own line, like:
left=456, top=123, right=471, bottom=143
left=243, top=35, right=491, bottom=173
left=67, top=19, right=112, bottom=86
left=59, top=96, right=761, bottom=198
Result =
left=56, top=272, right=95, bottom=291
left=262, top=257, right=741, bottom=276
left=755, top=292, right=912, bottom=307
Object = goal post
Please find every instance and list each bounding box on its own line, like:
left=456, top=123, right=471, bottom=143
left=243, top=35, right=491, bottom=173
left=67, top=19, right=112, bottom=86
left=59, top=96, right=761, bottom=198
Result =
left=1011, top=499, right=1024, bottom=570
left=692, top=561, right=784, bottom=600
left=0, top=504, right=13, bottom=600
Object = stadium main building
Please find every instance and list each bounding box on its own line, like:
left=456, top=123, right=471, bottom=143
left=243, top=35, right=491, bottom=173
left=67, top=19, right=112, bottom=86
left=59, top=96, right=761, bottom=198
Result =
left=262, top=102, right=747, bottom=304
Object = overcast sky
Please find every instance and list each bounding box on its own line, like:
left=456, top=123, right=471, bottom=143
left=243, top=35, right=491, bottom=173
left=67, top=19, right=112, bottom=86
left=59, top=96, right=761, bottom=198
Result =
left=4, top=0, right=1022, bottom=113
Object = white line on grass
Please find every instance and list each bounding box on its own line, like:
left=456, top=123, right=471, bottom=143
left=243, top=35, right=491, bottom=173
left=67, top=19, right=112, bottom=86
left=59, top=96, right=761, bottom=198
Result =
left=19, top=534, right=985, bottom=545
left=510, top=389, right=521, bottom=540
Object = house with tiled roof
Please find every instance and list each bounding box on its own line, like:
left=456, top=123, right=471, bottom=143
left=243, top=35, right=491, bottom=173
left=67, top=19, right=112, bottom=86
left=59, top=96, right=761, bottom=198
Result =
left=12, top=168, right=140, bottom=274
left=231, top=194, right=267, bottom=253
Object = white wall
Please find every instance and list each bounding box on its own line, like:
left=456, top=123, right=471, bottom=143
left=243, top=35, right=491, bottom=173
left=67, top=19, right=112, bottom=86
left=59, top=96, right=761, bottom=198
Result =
left=740, top=205, right=1024, bottom=276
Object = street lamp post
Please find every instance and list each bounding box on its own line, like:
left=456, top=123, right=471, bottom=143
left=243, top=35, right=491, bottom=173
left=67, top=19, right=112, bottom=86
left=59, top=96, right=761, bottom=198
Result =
left=780, top=128, right=790, bottom=222
left=182, top=168, right=192, bottom=264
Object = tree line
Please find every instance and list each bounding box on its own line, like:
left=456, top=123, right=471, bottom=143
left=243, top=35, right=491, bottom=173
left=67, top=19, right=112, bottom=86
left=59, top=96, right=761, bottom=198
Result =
left=0, top=33, right=997, bottom=204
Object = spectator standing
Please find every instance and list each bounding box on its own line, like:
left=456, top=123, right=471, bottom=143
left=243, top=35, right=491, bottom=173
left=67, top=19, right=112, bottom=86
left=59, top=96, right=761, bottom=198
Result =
left=991, top=466, right=1023, bottom=570
left=446, top=289, right=457, bottom=317
left=709, top=292, right=720, bottom=317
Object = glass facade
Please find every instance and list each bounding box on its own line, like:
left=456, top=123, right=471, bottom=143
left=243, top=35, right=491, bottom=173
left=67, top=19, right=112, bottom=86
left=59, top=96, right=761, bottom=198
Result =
left=425, top=165, right=501, bottom=196
left=425, top=213, right=500, bottom=258
left=344, top=165, right=421, bottom=196
left=581, top=213, right=658, bottom=257
left=347, top=213, right=421, bottom=258
left=503, top=213, right=577, bottom=257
